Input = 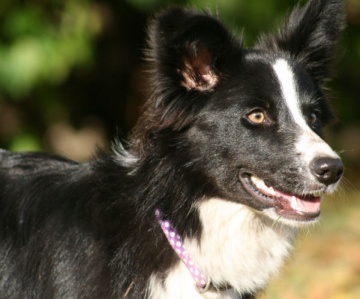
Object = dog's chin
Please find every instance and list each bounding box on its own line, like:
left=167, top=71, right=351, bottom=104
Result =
left=238, top=172, right=324, bottom=226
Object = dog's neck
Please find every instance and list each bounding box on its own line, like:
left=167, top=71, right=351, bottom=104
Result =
left=188, top=198, right=298, bottom=294
left=150, top=198, right=298, bottom=298
left=155, top=209, right=211, bottom=292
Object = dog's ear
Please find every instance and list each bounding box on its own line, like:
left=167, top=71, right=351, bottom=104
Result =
left=133, top=8, right=241, bottom=152
left=258, top=0, right=345, bottom=84
left=148, top=8, right=240, bottom=91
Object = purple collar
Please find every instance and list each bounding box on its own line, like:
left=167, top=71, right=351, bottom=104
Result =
left=155, top=209, right=211, bottom=293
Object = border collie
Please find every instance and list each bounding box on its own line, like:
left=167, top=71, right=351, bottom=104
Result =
left=0, top=0, right=345, bottom=298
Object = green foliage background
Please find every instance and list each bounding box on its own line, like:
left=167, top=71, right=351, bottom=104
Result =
left=0, top=0, right=359, bottom=297
left=0, top=0, right=359, bottom=163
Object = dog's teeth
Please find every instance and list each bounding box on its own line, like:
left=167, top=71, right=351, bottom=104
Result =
left=268, top=187, right=276, bottom=196
left=291, top=196, right=302, bottom=212
left=251, top=175, right=277, bottom=196
left=251, top=176, right=266, bottom=189
left=256, top=181, right=267, bottom=190
left=291, top=196, right=297, bottom=210
left=250, top=175, right=262, bottom=184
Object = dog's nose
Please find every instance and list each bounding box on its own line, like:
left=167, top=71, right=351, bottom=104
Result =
left=311, top=157, right=343, bottom=185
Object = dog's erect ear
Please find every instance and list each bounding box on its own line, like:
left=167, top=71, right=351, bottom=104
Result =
left=132, top=9, right=241, bottom=152
left=148, top=8, right=240, bottom=91
left=257, top=0, right=345, bottom=84
left=180, top=43, right=218, bottom=91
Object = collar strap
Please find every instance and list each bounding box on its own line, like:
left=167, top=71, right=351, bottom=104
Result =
left=155, top=209, right=210, bottom=291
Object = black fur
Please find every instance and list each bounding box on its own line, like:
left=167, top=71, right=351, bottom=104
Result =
left=0, top=0, right=344, bottom=298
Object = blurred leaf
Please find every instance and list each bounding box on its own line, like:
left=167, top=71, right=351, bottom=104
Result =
left=9, top=132, right=42, bottom=152
left=0, top=0, right=101, bottom=99
left=2, top=6, right=47, bottom=38
left=0, top=37, right=44, bottom=97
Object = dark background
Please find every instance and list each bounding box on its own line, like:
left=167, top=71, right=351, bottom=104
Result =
left=0, top=1, right=359, bottom=297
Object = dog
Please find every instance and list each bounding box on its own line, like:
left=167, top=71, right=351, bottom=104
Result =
left=0, top=0, right=345, bottom=298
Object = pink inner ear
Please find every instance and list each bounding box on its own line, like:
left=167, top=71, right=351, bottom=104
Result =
left=181, top=45, right=218, bottom=91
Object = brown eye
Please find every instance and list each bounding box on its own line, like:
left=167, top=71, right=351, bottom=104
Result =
left=310, top=112, right=318, bottom=124
left=247, top=111, right=266, bottom=124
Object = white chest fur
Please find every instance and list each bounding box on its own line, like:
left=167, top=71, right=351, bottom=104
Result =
left=147, top=198, right=297, bottom=298
left=147, top=263, right=240, bottom=299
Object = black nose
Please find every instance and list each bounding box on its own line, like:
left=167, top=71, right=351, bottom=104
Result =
left=311, top=157, right=344, bottom=185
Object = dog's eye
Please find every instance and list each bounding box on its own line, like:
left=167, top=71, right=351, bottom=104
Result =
left=247, top=111, right=266, bottom=124
left=310, top=112, right=318, bottom=125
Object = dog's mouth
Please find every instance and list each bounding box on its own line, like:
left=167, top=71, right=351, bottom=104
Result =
left=239, top=172, right=322, bottom=222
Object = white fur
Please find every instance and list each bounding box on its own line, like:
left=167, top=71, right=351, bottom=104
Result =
left=147, top=198, right=297, bottom=298
left=147, top=263, right=239, bottom=299
left=112, top=140, right=139, bottom=168
left=272, top=59, right=308, bottom=131
left=272, top=59, right=339, bottom=182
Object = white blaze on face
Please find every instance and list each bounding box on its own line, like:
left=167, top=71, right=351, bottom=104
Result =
left=272, top=59, right=339, bottom=172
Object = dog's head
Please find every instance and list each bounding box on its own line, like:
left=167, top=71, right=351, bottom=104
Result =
left=136, top=0, right=345, bottom=226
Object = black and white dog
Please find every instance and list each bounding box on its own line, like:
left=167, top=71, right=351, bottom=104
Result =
left=0, top=0, right=345, bottom=298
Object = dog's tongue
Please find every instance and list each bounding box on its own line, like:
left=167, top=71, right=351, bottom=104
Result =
left=296, top=197, right=322, bottom=212
left=275, top=190, right=322, bottom=214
